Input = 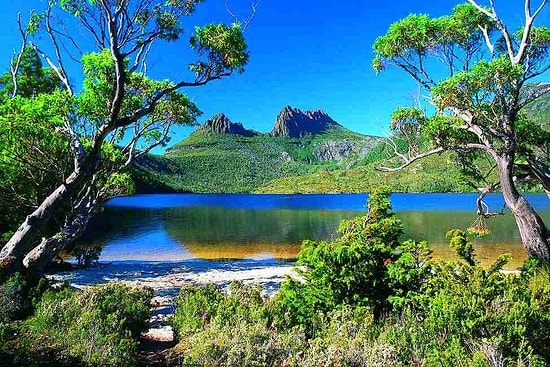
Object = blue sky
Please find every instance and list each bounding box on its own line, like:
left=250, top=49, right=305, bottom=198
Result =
left=1, top=1, right=549, bottom=150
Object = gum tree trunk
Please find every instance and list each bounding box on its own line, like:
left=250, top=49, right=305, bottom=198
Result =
left=0, top=175, right=78, bottom=278
left=499, top=156, right=550, bottom=262
left=0, top=158, right=94, bottom=279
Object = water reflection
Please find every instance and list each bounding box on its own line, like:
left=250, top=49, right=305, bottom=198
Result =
left=81, top=207, right=360, bottom=260
left=78, top=194, right=549, bottom=269
left=399, top=211, right=536, bottom=268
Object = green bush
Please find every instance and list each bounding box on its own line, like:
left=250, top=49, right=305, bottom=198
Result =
left=172, top=282, right=306, bottom=366
left=23, top=283, right=153, bottom=367
left=381, top=232, right=550, bottom=366
left=0, top=273, right=28, bottom=320
left=273, top=187, right=432, bottom=333
left=172, top=282, right=271, bottom=336
left=287, top=306, right=403, bottom=367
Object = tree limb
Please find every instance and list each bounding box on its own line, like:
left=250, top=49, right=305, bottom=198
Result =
left=10, top=13, right=27, bottom=97
left=376, top=143, right=491, bottom=172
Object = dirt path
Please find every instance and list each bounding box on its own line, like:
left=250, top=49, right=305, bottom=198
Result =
left=138, top=296, right=177, bottom=366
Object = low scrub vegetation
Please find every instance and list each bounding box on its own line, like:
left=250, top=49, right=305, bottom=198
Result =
left=171, top=188, right=550, bottom=366
left=0, top=283, right=152, bottom=367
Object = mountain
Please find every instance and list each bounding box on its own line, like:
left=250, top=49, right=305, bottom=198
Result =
left=199, top=113, right=257, bottom=137
left=270, top=106, right=341, bottom=138
left=133, top=99, right=550, bottom=194
left=134, top=106, right=382, bottom=193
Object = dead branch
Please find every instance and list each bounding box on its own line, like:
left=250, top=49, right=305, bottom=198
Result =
left=10, top=13, right=28, bottom=97
left=476, top=183, right=505, bottom=217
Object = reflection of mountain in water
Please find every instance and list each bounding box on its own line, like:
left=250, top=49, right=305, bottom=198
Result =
left=76, top=194, right=550, bottom=267
left=399, top=211, right=523, bottom=245
left=164, top=207, right=359, bottom=259
left=79, top=206, right=361, bottom=260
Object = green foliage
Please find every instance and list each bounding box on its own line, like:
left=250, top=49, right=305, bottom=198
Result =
left=432, top=56, right=523, bottom=113
left=373, top=3, right=492, bottom=68
left=0, top=90, right=73, bottom=243
left=390, top=107, right=425, bottom=132
left=0, top=273, right=29, bottom=320
left=447, top=229, right=477, bottom=266
left=78, top=50, right=201, bottom=132
left=23, top=283, right=152, bottom=367
left=173, top=282, right=270, bottom=336
left=259, top=151, right=480, bottom=194
left=287, top=306, right=401, bottom=367
left=0, top=48, right=70, bottom=243
left=0, top=47, right=61, bottom=98
left=173, top=282, right=304, bottom=367
left=190, top=23, right=249, bottom=76
left=273, top=187, right=432, bottom=334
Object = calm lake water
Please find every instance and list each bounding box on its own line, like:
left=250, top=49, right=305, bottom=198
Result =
left=79, top=193, right=550, bottom=269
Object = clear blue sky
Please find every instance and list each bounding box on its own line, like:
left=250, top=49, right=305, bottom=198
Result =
left=0, top=1, right=548, bottom=150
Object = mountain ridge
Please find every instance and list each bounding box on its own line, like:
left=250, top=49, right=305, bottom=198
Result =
left=195, top=106, right=367, bottom=140
left=136, top=106, right=382, bottom=193
left=199, top=113, right=257, bottom=137
left=270, top=106, right=342, bottom=138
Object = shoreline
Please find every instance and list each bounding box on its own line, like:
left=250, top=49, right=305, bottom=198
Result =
left=46, top=259, right=299, bottom=298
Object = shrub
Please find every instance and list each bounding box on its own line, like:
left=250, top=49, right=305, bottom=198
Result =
left=381, top=231, right=550, bottom=365
left=172, top=282, right=271, bottom=336
left=273, top=186, right=432, bottom=334
left=176, top=318, right=305, bottom=367
left=0, top=273, right=28, bottom=320
left=288, top=305, right=404, bottom=367
left=172, top=282, right=306, bottom=366
left=23, top=283, right=152, bottom=367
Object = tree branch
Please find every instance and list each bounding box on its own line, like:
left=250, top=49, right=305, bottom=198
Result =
left=514, top=0, right=546, bottom=64
left=376, top=147, right=445, bottom=172
left=10, top=13, right=27, bottom=97
left=478, top=25, right=494, bottom=55
left=43, top=4, right=73, bottom=95
left=376, top=143, right=491, bottom=172
left=476, top=183, right=504, bottom=217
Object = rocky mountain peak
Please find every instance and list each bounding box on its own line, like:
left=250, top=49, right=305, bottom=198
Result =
left=270, top=106, right=340, bottom=138
left=200, top=113, right=256, bottom=137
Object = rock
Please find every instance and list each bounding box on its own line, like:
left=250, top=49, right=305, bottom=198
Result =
left=142, top=325, right=174, bottom=343
left=280, top=151, right=293, bottom=162
left=200, top=113, right=257, bottom=137
left=151, top=296, right=173, bottom=308
left=270, top=106, right=341, bottom=138
left=313, top=141, right=354, bottom=161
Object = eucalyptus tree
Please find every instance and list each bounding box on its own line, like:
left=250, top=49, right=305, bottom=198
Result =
left=0, top=0, right=250, bottom=278
left=373, top=1, right=550, bottom=261
left=0, top=47, right=69, bottom=242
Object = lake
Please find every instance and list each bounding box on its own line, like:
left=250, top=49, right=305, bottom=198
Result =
left=79, top=193, right=550, bottom=267
left=56, top=193, right=549, bottom=295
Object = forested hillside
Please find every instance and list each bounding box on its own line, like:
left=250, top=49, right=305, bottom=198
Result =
left=135, top=93, right=550, bottom=194
left=134, top=107, right=383, bottom=193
